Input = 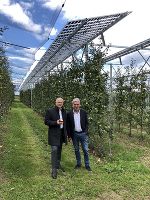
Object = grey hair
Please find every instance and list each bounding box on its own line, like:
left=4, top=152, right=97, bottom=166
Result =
left=56, top=97, right=64, bottom=102
left=72, top=98, right=80, bottom=104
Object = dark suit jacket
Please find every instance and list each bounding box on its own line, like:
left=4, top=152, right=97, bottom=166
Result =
left=44, top=106, right=67, bottom=146
left=67, top=109, right=88, bottom=139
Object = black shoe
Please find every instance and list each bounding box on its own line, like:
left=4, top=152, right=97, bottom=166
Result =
left=58, top=165, right=65, bottom=172
left=85, top=166, right=92, bottom=171
left=51, top=169, right=57, bottom=179
left=74, top=164, right=81, bottom=169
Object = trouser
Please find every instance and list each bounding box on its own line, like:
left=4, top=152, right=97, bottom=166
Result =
left=72, top=132, right=90, bottom=167
left=51, top=130, right=64, bottom=170
left=51, top=143, right=62, bottom=170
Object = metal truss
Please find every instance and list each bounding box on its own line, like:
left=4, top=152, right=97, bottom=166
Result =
left=19, top=11, right=131, bottom=91
left=104, top=38, right=150, bottom=63
left=104, top=38, right=150, bottom=85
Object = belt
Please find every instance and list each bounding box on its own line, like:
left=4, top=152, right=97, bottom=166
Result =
left=75, top=131, right=83, bottom=133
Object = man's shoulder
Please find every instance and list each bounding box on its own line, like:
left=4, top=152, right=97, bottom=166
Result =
left=62, top=107, right=66, bottom=112
left=67, top=110, right=73, bottom=115
left=80, top=108, right=87, bottom=113
left=50, top=107, right=67, bottom=112
left=46, top=107, right=55, bottom=112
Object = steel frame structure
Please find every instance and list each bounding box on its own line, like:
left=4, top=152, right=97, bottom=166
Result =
left=104, top=38, right=150, bottom=84
left=104, top=38, right=150, bottom=64
left=19, top=11, right=131, bottom=91
left=104, top=37, right=150, bottom=90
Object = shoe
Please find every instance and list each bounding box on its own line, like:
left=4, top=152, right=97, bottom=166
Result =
left=85, top=166, right=92, bottom=171
left=74, top=164, right=81, bottom=169
left=58, top=165, right=65, bottom=172
left=51, top=169, right=57, bottom=179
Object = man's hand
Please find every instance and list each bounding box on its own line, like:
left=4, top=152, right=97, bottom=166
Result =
left=57, top=119, right=63, bottom=125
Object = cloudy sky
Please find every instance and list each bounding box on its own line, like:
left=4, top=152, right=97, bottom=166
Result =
left=0, top=0, right=150, bottom=89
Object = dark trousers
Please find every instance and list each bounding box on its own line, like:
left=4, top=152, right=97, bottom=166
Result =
left=51, top=131, right=64, bottom=170
left=51, top=144, right=62, bottom=170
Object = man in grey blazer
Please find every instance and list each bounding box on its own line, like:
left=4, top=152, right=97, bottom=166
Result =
left=45, top=97, right=67, bottom=179
left=67, top=98, right=91, bottom=171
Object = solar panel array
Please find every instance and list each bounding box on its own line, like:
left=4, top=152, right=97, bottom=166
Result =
left=19, top=11, right=130, bottom=90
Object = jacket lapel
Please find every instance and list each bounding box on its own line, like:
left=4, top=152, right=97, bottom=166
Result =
left=80, top=109, right=83, bottom=127
left=71, top=110, right=75, bottom=127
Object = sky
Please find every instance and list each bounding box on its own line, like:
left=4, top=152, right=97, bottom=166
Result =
left=0, top=0, right=150, bottom=91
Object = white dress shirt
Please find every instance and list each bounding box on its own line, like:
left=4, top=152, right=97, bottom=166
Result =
left=73, top=110, right=82, bottom=132
left=59, top=109, right=63, bottom=129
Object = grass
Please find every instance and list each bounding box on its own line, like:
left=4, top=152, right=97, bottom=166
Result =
left=0, top=100, right=150, bottom=199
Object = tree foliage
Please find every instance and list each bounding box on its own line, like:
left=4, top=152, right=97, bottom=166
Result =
left=20, top=49, right=110, bottom=157
left=0, top=28, right=14, bottom=119
left=20, top=47, right=150, bottom=156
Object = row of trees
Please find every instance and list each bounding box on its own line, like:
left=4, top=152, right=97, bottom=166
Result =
left=20, top=49, right=110, bottom=156
left=113, top=66, right=150, bottom=138
left=20, top=47, right=150, bottom=157
left=0, top=28, right=14, bottom=119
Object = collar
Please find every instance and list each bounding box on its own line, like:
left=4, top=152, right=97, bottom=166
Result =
left=73, top=109, right=80, bottom=114
left=55, top=106, right=63, bottom=111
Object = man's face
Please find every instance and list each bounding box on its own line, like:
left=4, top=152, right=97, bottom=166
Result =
left=72, top=101, right=80, bottom=112
left=55, top=98, right=64, bottom=109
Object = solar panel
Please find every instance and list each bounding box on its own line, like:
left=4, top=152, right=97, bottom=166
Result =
left=19, top=11, right=131, bottom=91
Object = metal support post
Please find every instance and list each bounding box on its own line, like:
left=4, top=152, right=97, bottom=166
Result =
left=85, top=44, right=88, bottom=61
left=30, top=84, right=33, bottom=108
left=108, top=64, right=113, bottom=158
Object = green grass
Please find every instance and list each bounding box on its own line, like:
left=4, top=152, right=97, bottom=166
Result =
left=0, top=101, right=150, bottom=199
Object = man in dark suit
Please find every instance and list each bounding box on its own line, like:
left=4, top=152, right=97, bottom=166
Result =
left=67, top=98, right=91, bottom=171
left=45, top=97, right=67, bottom=179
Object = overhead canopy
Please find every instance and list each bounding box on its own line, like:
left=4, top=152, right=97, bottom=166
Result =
left=19, top=11, right=131, bottom=91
